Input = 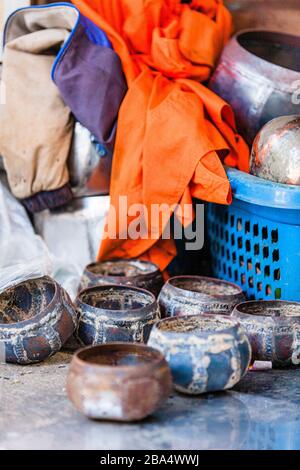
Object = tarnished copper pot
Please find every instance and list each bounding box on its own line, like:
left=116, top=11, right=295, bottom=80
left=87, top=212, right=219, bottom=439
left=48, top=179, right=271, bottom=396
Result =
left=79, top=259, right=164, bottom=297
left=210, top=30, right=300, bottom=145
left=250, top=115, right=300, bottom=185
left=158, top=276, right=245, bottom=318
left=67, top=343, right=172, bottom=422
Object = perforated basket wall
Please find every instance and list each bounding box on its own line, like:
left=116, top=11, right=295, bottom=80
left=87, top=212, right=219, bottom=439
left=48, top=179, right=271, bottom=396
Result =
left=206, top=169, right=300, bottom=302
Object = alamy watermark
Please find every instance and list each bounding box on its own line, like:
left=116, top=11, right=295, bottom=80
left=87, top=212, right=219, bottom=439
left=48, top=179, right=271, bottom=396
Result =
left=103, top=197, right=205, bottom=251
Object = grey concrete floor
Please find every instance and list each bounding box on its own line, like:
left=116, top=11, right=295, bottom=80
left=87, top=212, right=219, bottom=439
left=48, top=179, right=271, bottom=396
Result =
left=1, top=352, right=300, bottom=450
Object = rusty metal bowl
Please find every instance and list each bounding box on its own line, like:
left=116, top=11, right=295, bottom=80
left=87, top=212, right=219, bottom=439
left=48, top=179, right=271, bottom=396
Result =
left=0, top=276, right=77, bottom=364
left=158, top=276, right=245, bottom=318
left=76, top=285, right=160, bottom=346
left=67, top=343, right=172, bottom=422
left=210, top=30, right=300, bottom=145
left=250, top=115, right=300, bottom=185
left=79, top=259, right=164, bottom=297
left=232, top=300, right=300, bottom=368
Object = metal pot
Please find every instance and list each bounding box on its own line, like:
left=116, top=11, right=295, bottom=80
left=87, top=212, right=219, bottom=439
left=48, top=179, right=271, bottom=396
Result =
left=232, top=300, right=300, bottom=368
left=148, top=315, right=251, bottom=395
left=159, top=276, right=245, bottom=318
left=76, top=285, right=160, bottom=346
left=79, top=259, right=164, bottom=297
left=210, top=30, right=300, bottom=145
left=0, top=276, right=77, bottom=364
left=67, top=343, right=172, bottom=422
left=250, top=115, right=300, bottom=185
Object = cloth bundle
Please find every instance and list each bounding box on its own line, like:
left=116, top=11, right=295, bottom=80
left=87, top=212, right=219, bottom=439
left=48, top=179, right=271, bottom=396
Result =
left=72, top=0, right=250, bottom=270
left=0, top=3, right=127, bottom=212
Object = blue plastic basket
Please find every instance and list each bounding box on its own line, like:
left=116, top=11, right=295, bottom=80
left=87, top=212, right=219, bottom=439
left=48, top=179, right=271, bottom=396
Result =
left=207, top=168, right=300, bottom=301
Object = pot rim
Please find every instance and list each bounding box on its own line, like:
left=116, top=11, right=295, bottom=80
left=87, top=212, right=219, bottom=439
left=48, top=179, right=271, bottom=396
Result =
left=84, top=259, right=161, bottom=282
left=221, top=28, right=300, bottom=86
left=0, top=276, right=62, bottom=331
left=76, top=284, right=158, bottom=319
left=151, top=314, right=241, bottom=338
left=163, top=275, right=243, bottom=301
left=71, top=342, right=167, bottom=374
left=232, top=300, right=300, bottom=320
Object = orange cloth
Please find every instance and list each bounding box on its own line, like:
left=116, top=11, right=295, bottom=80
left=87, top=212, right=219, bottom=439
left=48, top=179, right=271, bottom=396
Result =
left=72, top=0, right=249, bottom=270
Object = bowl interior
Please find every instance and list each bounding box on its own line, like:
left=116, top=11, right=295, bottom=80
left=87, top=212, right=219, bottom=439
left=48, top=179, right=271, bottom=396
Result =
left=79, top=286, right=154, bottom=311
left=0, top=278, right=55, bottom=325
left=238, top=31, right=300, bottom=72
left=236, top=301, right=300, bottom=318
left=157, top=316, right=236, bottom=335
left=169, top=277, right=241, bottom=296
left=87, top=260, right=157, bottom=278
left=78, top=344, right=161, bottom=367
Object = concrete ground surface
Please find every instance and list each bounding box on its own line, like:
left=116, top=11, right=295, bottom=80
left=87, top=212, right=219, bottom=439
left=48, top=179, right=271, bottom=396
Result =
left=1, top=352, right=300, bottom=450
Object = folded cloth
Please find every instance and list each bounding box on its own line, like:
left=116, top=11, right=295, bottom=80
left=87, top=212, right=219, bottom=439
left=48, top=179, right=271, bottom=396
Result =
left=53, top=15, right=127, bottom=155
left=0, top=3, right=125, bottom=212
left=0, top=4, right=78, bottom=211
left=72, top=0, right=250, bottom=270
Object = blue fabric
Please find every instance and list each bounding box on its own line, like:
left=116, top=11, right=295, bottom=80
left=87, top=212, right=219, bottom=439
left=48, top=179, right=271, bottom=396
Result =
left=80, top=15, right=112, bottom=49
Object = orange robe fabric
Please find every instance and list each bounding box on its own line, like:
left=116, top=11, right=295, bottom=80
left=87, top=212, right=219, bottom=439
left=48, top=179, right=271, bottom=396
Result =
left=72, top=0, right=249, bottom=270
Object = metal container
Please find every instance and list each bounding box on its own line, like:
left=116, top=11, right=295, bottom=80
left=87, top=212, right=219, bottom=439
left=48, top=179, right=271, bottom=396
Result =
left=250, top=115, right=300, bottom=185
left=76, top=285, right=160, bottom=346
left=79, top=259, right=164, bottom=297
left=67, top=343, right=172, bottom=422
left=148, top=315, right=251, bottom=395
left=232, top=300, right=300, bottom=368
left=225, top=0, right=300, bottom=36
left=0, top=276, right=77, bottom=364
left=159, top=276, right=245, bottom=318
left=68, top=122, right=112, bottom=197
left=210, top=30, right=300, bottom=145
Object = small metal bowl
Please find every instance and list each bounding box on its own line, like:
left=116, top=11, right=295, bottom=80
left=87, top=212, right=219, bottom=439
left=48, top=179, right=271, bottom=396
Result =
left=232, top=300, right=300, bottom=368
left=67, top=343, right=172, bottom=422
left=76, top=285, right=160, bottom=346
left=79, top=259, right=164, bottom=297
left=0, top=277, right=77, bottom=364
left=158, top=276, right=245, bottom=318
left=148, top=315, right=251, bottom=395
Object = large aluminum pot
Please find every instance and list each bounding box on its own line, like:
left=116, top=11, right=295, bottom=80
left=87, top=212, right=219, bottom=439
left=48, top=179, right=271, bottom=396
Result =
left=210, top=30, right=300, bottom=145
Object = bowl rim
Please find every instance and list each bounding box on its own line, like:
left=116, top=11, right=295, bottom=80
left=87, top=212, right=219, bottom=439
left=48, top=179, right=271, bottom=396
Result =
left=232, top=300, right=300, bottom=319
left=84, top=259, right=161, bottom=280
left=76, top=284, right=158, bottom=318
left=151, top=314, right=241, bottom=338
left=163, top=275, right=244, bottom=301
left=0, top=276, right=61, bottom=330
left=72, top=342, right=167, bottom=372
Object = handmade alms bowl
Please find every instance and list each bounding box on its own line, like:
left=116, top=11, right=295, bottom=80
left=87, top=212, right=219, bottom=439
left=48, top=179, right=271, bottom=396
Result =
left=67, top=343, right=172, bottom=422
left=148, top=315, right=251, bottom=395
left=158, top=276, right=245, bottom=318
left=79, top=259, right=164, bottom=297
left=76, top=285, right=160, bottom=346
left=0, top=276, right=77, bottom=364
left=232, top=300, right=300, bottom=368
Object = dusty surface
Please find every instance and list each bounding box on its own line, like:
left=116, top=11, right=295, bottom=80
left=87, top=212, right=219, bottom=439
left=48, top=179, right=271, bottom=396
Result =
left=1, top=352, right=300, bottom=450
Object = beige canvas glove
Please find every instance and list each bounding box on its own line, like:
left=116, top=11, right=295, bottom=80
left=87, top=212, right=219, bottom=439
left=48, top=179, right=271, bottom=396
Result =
left=0, top=6, right=78, bottom=212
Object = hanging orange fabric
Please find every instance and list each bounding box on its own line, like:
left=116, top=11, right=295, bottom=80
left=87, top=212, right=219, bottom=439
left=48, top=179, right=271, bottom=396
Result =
left=72, top=0, right=249, bottom=270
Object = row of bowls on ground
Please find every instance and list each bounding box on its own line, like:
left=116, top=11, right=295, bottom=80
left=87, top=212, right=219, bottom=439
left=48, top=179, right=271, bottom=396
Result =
left=0, top=259, right=299, bottom=422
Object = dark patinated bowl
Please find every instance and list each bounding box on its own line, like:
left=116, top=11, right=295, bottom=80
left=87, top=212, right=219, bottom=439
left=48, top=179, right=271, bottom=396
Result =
left=79, top=259, right=164, bottom=297
left=67, top=343, right=172, bottom=422
left=76, top=285, right=160, bottom=346
left=232, top=300, right=300, bottom=368
left=0, top=277, right=77, bottom=364
left=210, top=30, right=300, bottom=145
left=158, top=276, right=245, bottom=318
left=148, top=315, right=251, bottom=395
